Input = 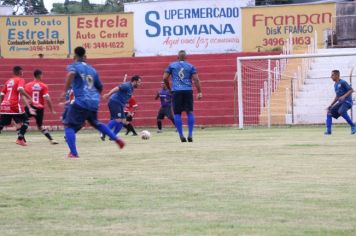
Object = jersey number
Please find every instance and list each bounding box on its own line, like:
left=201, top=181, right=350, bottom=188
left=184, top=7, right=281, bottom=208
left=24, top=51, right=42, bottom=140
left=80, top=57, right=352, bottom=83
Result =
left=84, top=75, right=94, bottom=89
left=32, top=91, right=40, bottom=103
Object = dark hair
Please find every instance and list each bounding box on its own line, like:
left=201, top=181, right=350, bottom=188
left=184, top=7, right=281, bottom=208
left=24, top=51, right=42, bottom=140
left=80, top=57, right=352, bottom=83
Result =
left=74, top=46, right=86, bottom=58
left=34, top=69, right=42, bottom=78
left=13, top=66, right=23, bottom=75
left=131, top=75, right=141, bottom=82
left=332, top=70, right=340, bottom=76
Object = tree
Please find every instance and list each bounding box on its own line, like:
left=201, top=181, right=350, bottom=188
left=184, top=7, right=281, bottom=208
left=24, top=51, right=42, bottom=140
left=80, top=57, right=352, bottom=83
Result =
left=0, top=0, right=47, bottom=15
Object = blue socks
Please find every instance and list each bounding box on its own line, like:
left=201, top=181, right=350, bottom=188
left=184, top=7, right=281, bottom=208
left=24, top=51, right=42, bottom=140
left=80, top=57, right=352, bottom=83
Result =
left=174, top=114, right=183, bottom=137
left=97, top=123, right=117, bottom=141
left=326, top=114, right=332, bottom=133
left=108, top=120, right=117, bottom=129
left=65, top=128, right=77, bottom=156
left=174, top=113, right=195, bottom=138
left=187, top=112, right=195, bottom=138
left=341, top=113, right=354, bottom=127
left=113, top=122, right=123, bottom=135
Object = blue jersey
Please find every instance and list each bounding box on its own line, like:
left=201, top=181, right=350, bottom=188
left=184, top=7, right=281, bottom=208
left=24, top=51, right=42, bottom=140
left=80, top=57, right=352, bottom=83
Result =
left=165, top=61, right=197, bottom=91
left=335, top=79, right=353, bottom=105
left=159, top=88, right=172, bottom=107
left=109, top=82, right=133, bottom=106
left=67, top=61, right=102, bottom=111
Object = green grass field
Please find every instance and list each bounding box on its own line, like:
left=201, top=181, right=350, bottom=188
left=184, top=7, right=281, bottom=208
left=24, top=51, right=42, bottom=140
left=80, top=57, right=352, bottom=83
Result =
left=0, top=127, right=355, bottom=235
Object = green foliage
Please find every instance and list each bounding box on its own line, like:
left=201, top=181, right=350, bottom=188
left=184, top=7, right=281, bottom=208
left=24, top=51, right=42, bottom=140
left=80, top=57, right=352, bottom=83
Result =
left=0, top=0, right=47, bottom=15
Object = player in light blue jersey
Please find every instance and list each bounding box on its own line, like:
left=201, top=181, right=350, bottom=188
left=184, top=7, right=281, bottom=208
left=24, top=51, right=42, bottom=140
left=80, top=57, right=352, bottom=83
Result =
left=101, top=75, right=141, bottom=140
left=62, top=46, right=125, bottom=158
left=163, top=50, right=202, bottom=142
left=325, top=69, right=356, bottom=135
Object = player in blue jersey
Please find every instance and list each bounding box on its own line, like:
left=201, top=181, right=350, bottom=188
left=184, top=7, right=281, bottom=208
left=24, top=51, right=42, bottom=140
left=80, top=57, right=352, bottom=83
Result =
left=325, top=69, right=356, bottom=135
left=155, top=82, right=175, bottom=133
left=163, top=50, right=202, bottom=142
left=101, top=75, right=141, bottom=141
left=62, top=46, right=125, bottom=158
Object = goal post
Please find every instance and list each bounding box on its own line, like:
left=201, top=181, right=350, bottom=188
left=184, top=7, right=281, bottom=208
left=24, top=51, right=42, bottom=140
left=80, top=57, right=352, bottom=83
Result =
left=236, top=51, right=356, bottom=129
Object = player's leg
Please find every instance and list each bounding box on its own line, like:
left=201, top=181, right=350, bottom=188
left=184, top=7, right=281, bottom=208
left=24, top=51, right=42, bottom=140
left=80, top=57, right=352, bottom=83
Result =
left=173, top=91, right=186, bottom=142
left=34, top=108, right=58, bottom=144
left=14, top=114, right=29, bottom=146
left=326, top=103, right=341, bottom=134
left=0, top=114, right=12, bottom=134
left=157, top=108, right=165, bottom=133
left=63, top=104, right=85, bottom=157
left=184, top=90, right=194, bottom=142
left=125, top=115, right=137, bottom=136
left=338, top=103, right=356, bottom=134
left=87, top=111, right=125, bottom=149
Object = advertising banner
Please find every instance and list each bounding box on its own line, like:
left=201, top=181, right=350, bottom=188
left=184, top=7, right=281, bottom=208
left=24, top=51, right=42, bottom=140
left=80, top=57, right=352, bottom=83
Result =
left=242, top=3, right=335, bottom=52
left=125, top=0, right=253, bottom=56
left=69, top=13, right=134, bottom=58
left=0, top=15, right=69, bottom=58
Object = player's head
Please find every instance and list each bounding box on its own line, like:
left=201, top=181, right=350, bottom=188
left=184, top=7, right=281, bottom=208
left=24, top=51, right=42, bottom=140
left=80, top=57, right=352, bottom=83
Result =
left=161, top=81, right=166, bottom=89
left=13, top=66, right=23, bottom=76
left=178, top=50, right=187, bottom=61
left=34, top=69, right=42, bottom=80
left=331, top=70, right=340, bottom=81
left=74, top=46, right=86, bottom=60
left=131, top=75, right=141, bottom=88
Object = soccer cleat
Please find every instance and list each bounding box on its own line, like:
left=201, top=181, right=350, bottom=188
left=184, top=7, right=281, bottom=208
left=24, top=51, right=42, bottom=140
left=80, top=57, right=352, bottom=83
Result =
left=351, top=126, right=356, bottom=135
left=324, top=131, right=332, bottom=135
left=115, top=138, right=125, bottom=149
left=16, top=139, right=27, bottom=146
left=50, top=140, right=59, bottom=145
left=180, top=136, right=187, bottom=142
left=67, top=153, right=79, bottom=158
left=187, top=137, right=193, bottom=142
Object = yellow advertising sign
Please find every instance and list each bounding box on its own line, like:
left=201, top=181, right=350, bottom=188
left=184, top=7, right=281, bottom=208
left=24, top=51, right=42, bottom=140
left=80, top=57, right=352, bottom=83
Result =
left=0, top=15, right=69, bottom=58
left=69, top=13, right=134, bottom=58
left=242, top=3, right=336, bottom=52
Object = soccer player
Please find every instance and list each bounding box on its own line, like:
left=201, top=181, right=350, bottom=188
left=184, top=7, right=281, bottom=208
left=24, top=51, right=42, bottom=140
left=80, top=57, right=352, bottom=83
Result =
left=101, top=75, right=141, bottom=140
left=25, top=69, right=58, bottom=144
left=63, top=46, right=125, bottom=158
left=163, top=50, right=202, bottom=142
left=325, top=69, right=356, bottom=135
left=0, top=66, right=34, bottom=146
left=124, top=96, right=138, bottom=136
left=155, top=81, right=175, bottom=133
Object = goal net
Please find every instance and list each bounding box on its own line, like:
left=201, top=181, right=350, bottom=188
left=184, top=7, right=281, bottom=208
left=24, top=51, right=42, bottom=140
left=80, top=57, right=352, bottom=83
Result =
left=236, top=49, right=356, bottom=128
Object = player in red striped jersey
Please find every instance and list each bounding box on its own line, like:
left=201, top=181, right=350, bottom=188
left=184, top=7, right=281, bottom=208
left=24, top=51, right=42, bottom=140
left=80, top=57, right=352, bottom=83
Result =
left=25, top=69, right=58, bottom=144
left=0, top=66, right=34, bottom=146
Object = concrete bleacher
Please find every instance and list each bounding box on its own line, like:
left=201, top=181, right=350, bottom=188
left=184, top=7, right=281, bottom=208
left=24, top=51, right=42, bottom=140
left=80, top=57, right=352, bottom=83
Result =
left=0, top=52, right=269, bottom=129
left=293, top=48, right=356, bottom=124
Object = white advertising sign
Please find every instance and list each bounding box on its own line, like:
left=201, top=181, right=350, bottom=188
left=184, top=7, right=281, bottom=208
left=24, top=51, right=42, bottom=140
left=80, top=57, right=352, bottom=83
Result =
left=125, top=0, right=253, bottom=56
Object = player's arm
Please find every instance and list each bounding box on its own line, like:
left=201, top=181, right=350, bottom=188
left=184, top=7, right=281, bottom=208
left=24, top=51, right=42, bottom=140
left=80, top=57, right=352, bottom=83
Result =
left=103, top=86, right=119, bottom=100
left=18, top=87, right=32, bottom=101
left=163, top=72, right=171, bottom=91
left=192, top=73, right=202, bottom=100
left=328, top=96, right=339, bottom=110
left=339, top=81, right=354, bottom=102
left=44, top=95, right=56, bottom=114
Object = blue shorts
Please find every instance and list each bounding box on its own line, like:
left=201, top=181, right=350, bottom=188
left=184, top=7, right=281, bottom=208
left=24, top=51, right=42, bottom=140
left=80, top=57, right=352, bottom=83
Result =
left=329, top=102, right=352, bottom=119
left=108, top=100, right=125, bottom=120
left=172, top=90, right=193, bottom=114
left=63, top=103, right=100, bottom=130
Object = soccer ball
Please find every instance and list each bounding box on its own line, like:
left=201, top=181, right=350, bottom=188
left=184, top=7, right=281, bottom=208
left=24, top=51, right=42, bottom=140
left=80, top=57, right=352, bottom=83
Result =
left=140, top=130, right=151, bottom=140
